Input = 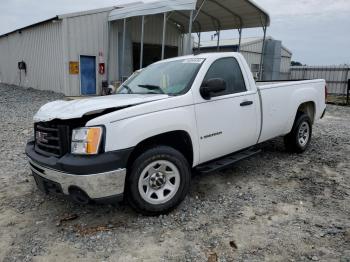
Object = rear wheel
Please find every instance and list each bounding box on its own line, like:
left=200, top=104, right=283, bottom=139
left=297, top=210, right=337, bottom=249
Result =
left=126, top=146, right=191, bottom=216
left=284, top=113, right=312, bottom=153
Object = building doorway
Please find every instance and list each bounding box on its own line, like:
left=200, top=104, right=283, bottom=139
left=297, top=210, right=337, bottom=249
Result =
left=80, top=55, right=97, bottom=95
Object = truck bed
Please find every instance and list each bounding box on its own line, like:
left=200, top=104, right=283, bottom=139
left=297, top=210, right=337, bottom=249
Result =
left=256, top=79, right=326, bottom=144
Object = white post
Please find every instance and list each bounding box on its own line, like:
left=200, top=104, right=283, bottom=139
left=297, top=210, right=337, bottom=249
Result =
left=140, top=16, right=145, bottom=68
left=161, top=13, right=167, bottom=60
left=198, top=32, right=201, bottom=53
left=106, top=21, right=111, bottom=83
left=238, top=28, right=242, bottom=52
left=259, top=26, right=267, bottom=81
left=188, top=10, right=193, bottom=55
left=121, top=19, right=127, bottom=81
left=217, top=30, right=220, bottom=51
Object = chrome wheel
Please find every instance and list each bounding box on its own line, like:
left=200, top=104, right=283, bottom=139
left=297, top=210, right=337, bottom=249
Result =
left=138, top=160, right=180, bottom=205
left=298, top=122, right=310, bottom=147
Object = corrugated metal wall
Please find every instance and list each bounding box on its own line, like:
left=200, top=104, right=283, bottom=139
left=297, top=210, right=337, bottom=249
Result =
left=280, top=56, right=291, bottom=80
left=241, top=40, right=263, bottom=53
left=281, top=56, right=291, bottom=73
left=109, top=21, right=120, bottom=84
left=130, top=15, right=182, bottom=46
left=240, top=51, right=261, bottom=68
left=290, top=66, right=350, bottom=95
left=64, top=11, right=110, bottom=96
left=280, top=48, right=292, bottom=80
left=64, top=12, right=183, bottom=96
left=240, top=40, right=292, bottom=80
left=0, top=10, right=184, bottom=96
left=0, top=21, right=64, bottom=93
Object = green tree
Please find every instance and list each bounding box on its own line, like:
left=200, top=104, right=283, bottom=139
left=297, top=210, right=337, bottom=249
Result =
left=291, top=61, right=303, bottom=66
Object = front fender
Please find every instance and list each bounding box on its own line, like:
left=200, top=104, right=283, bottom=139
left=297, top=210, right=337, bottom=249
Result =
left=98, top=106, right=200, bottom=167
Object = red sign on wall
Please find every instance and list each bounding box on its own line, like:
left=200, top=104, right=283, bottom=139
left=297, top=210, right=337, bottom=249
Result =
left=99, top=63, right=105, bottom=75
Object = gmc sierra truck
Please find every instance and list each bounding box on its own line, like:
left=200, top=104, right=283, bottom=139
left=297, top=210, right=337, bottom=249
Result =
left=26, top=53, right=327, bottom=215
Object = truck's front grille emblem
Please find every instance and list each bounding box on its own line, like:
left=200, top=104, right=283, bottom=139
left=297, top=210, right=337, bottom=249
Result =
left=36, top=131, right=49, bottom=143
left=34, top=123, right=70, bottom=158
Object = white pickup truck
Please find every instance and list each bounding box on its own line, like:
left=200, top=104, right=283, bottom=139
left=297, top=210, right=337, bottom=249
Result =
left=26, top=53, right=327, bottom=215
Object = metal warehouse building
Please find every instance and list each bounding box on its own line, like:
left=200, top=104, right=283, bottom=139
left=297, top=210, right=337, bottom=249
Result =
left=0, top=0, right=270, bottom=96
left=0, top=6, right=183, bottom=96
left=197, top=37, right=292, bottom=80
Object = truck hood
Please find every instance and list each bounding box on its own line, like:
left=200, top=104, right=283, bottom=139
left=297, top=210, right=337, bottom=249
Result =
left=34, top=94, right=169, bottom=122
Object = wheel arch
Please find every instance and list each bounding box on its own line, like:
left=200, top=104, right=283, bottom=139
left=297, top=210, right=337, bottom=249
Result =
left=126, top=130, right=194, bottom=171
left=295, top=101, right=316, bottom=124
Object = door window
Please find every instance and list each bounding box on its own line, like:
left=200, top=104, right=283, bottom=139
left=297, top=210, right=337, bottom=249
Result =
left=203, top=57, right=247, bottom=97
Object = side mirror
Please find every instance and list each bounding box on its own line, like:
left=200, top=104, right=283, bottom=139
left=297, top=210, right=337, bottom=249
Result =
left=200, top=78, right=226, bottom=100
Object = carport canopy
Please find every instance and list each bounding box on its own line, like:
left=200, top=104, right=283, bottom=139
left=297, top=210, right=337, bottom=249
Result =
left=108, top=0, right=270, bottom=81
left=109, top=0, right=270, bottom=32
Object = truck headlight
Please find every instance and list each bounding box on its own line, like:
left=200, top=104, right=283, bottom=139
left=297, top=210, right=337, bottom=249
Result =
left=71, top=127, right=103, bottom=155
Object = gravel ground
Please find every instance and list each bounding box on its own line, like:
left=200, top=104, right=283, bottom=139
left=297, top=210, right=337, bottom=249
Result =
left=0, top=83, right=349, bottom=262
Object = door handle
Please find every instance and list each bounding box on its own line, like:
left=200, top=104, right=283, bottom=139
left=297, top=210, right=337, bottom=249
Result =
left=240, top=101, right=253, bottom=107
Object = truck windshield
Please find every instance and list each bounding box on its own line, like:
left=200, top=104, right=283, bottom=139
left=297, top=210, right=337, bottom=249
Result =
left=117, top=58, right=204, bottom=95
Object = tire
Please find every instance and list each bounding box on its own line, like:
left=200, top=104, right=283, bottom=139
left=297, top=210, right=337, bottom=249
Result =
left=284, top=112, right=312, bottom=153
left=126, top=146, right=191, bottom=216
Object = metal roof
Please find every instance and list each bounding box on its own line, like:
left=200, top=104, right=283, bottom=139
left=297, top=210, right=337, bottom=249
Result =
left=0, top=0, right=270, bottom=38
left=198, top=36, right=293, bottom=55
left=58, top=6, right=117, bottom=19
left=0, top=6, right=117, bottom=38
left=199, top=36, right=266, bottom=47
left=109, top=0, right=270, bottom=32
left=0, top=17, right=59, bottom=37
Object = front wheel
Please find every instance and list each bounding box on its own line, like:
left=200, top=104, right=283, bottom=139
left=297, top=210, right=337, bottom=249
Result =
left=284, top=113, right=312, bottom=153
left=126, top=146, right=191, bottom=216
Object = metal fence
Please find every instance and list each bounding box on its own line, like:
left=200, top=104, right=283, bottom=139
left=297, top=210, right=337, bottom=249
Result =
left=290, top=66, right=350, bottom=96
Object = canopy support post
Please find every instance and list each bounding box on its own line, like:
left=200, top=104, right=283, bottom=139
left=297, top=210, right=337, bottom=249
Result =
left=188, top=10, right=193, bottom=55
left=106, top=21, right=111, bottom=83
left=180, top=34, right=184, bottom=56
left=259, top=25, right=267, bottom=81
left=217, top=30, right=220, bottom=51
left=140, top=16, right=145, bottom=69
left=238, top=28, right=242, bottom=52
left=121, top=18, right=127, bottom=82
left=161, top=12, right=167, bottom=60
left=197, top=32, right=201, bottom=53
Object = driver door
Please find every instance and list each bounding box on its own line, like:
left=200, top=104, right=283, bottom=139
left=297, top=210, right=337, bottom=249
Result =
left=194, top=57, right=259, bottom=163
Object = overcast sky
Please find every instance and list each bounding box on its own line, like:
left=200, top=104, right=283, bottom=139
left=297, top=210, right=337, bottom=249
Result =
left=1, top=0, right=349, bottom=65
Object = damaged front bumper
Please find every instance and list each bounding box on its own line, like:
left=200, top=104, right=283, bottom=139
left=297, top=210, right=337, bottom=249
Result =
left=29, top=160, right=126, bottom=203
left=25, top=140, right=133, bottom=204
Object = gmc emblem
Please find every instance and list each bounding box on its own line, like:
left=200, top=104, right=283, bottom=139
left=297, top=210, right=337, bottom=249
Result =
left=36, top=131, right=49, bottom=143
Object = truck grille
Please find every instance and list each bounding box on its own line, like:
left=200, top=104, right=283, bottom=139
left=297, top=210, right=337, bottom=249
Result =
left=34, top=122, right=70, bottom=157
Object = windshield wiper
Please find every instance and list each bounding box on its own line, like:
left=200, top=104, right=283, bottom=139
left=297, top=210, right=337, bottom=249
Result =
left=138, top=84, right=164, bottom=94
left=122, top=85, right=133, bottom=94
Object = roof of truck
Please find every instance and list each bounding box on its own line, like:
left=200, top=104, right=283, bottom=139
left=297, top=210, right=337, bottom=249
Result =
left=153, top=52, right=242, bottom=64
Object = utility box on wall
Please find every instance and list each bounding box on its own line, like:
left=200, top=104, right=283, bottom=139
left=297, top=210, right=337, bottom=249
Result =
left=197, top=37, right=292, bottom=81
left=262, top=40, right=282, bottom=81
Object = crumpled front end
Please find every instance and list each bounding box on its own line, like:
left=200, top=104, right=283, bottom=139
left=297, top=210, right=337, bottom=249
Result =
left=26, top=116, right=134, bottom=204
